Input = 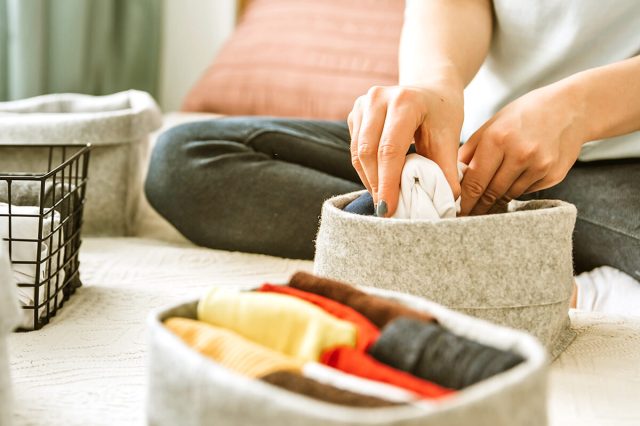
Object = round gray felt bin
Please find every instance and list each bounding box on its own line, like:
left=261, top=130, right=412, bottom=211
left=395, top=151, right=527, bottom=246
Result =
left=314, top=191, right=578, bottom=357
left=0, top=90, right=162, bottom=236
left=147, top=286, right=548, bottom=426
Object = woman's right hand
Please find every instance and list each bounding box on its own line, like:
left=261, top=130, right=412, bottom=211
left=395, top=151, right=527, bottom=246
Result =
left=348, top=84, right=464, bottom=217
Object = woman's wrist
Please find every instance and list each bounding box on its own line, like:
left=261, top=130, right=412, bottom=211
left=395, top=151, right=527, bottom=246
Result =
left=399, top=62, right=466, bottom=97
left=553, top=56, right=640, bottom=143
left=547, top=75, right=593, bottom=145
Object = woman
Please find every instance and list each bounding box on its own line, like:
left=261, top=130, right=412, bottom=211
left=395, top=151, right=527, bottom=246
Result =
left=146, top=0, right=639, bottom=283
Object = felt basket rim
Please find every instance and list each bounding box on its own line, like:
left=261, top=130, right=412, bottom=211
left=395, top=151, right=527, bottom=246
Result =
left=147, top=284, right=548, bottom=423
left=0, top=90, right=162, bottom=145
left=323, top=190, right=576, bottom=226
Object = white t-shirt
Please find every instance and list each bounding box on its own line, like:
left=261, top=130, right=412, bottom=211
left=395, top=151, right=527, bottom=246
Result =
left=462, top=0, right=640, bottom=161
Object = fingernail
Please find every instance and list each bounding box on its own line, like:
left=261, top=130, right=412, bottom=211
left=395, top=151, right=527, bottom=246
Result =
left=376, top=200, right=388, bottom=218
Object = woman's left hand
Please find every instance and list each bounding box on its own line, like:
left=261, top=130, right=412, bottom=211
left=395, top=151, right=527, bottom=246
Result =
left=458, top=82, right=587, bottom=215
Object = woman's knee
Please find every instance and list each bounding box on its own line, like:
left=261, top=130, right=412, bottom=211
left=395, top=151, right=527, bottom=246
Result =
left=145, top=125, right=192, bottom=211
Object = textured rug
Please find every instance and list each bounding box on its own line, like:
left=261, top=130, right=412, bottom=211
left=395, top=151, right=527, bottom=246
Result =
left=8, top=237, right=312, bottom=426
left=7, top=237, right=640, bottom=425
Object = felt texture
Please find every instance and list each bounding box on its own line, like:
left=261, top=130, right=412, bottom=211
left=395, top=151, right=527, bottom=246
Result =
left=369, top=318, right=524, bottom=390
left=320, top=346, right=454, bottom=399
left=147, top=287, right=548, bottom=426
left=314, top=191, right=578, bottom=355
left=0, top=243, right=20, bottom=426
left=260, top=284, right=380, bottom=351
left=0, top=90, right=162, bottom=236
left=289, top=271, right=434, bottom=328
left=261, top=371, right=400, bottom=408
left=164, top=317, right=302, bottom=378
left=197, top=287, right=356, bottom=362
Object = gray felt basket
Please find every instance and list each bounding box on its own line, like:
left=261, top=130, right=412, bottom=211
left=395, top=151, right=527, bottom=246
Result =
left=0, top=243, right=21, bottom=426
left=0, top=90, right=162, bottom=236
left=146, top=286, right=548, bottom=426
left=314, top=191, right=578, bottom=357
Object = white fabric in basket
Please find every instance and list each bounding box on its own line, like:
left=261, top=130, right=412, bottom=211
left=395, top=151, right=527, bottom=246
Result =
left=0, top=204, right=65, bottom=328
left=392, top=154, right=466, bottom=220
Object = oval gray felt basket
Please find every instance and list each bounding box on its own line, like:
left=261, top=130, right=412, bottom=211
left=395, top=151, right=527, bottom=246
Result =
left=314, top=191, right=578, bottom=357
left=147, top=286, right=548, bottom=426
left=0, top=90, right=162, bottom=236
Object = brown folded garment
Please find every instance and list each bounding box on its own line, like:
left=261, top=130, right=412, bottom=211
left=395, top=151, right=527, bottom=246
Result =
left=261, top=371, right=401, bottom=408
left=288, top=272, right=434, bottom=328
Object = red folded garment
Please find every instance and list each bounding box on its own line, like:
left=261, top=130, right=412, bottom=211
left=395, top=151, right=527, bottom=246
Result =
left=260, top=284, right=380, bottom=351
left=320, top=347, right=454, bottom=399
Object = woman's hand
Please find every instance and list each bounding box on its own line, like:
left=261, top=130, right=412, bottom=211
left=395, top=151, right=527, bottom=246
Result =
left=348, top=84, right=464, bottom=217
left=458, top=82, right=587, bottom=215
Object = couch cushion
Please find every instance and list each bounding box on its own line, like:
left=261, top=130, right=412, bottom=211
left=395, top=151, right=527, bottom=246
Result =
left=182, top=0, right=404, bottom=120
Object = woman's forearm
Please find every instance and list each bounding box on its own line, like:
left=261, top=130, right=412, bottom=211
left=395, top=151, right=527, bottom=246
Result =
left=399, top=0, right=493, bottom=91
left=563, top=54, right=640, bottom=142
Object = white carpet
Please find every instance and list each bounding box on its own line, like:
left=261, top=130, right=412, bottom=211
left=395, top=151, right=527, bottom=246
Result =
left=8, top=237, right=312, bottom=426
left=7, top=237, right=640, bottom=426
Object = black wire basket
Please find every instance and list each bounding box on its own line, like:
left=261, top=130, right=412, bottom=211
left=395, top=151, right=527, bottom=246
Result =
left=0, top=144, right=91, bottom=330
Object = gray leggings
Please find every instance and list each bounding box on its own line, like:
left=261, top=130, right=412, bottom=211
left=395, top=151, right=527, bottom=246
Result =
left=145, top=117, right=640, bottom=280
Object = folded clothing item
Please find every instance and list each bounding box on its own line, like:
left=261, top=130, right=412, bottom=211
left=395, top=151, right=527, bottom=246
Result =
left=0, top=203, right=65, bottom=329
left=343, top=154, right=466, bottom=220
left=393, top=154, right=466, bottom=220
left=197, top=287, right=357, bottom=362
left=261, top=371, right=400, bottom=408
left=288, top=272, right=434, bottom=328
left=369, top=318, right=524, bottom=390
left=0, top=179, right=79, bottom=289
left=260, top=284, right=380, bottom=351
left=165, top=317, right=403, bottom=407
left=165, top=317, right=303, bottom=378
left=343, top=191, right=375, bottom=216
left=321, top=346, right=454, bottom=399
left=302, top=362, right=419, bottom=403
left=0, top=180, right=77, bottom=216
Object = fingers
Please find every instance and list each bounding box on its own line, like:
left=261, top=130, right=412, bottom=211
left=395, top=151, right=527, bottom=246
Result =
left=419, top=127, right=461, bottom=199
left=457, top=131, right=480, bottom=165
left=469, top=165, right=523, bottom=215
left=356, top=90, right=388, bottom=202
left=376, top=108, right=418, bottom=217
left=348, top=100, right=372, bottom=194
left=459, top=139, right=504, bottom=216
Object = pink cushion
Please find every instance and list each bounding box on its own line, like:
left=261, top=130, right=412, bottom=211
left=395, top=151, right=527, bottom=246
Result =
left=182, top=0, right=404, bottom=120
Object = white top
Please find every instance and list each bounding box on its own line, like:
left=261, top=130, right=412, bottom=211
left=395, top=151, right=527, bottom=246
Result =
left=462, top=0, right=640, bottom=161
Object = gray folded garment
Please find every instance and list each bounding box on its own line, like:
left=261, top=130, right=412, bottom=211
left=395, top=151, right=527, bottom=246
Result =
left=369, top=317, right=524, bottom=390
left=0, top=179, right=77, bottom=216
left=0, top=179, right=81, bottom=296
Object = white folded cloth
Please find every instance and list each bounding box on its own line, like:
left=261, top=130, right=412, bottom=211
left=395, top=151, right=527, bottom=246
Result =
left=575, top=266, right=640, bottom=316
left=0, top=203, right=65, bottom=329
left=302, top=362, right=420, bottom=403
left=392, top=153, right=467, bottom=220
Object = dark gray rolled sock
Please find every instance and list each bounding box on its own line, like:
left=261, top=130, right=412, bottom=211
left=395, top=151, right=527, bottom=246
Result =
left=369, top=317, right=525, bottom=389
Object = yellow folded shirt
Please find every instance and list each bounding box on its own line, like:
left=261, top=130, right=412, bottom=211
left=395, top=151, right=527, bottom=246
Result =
left=197, top=288, right=357, bottom=362
left=164, top=317, right=303, bottom=378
